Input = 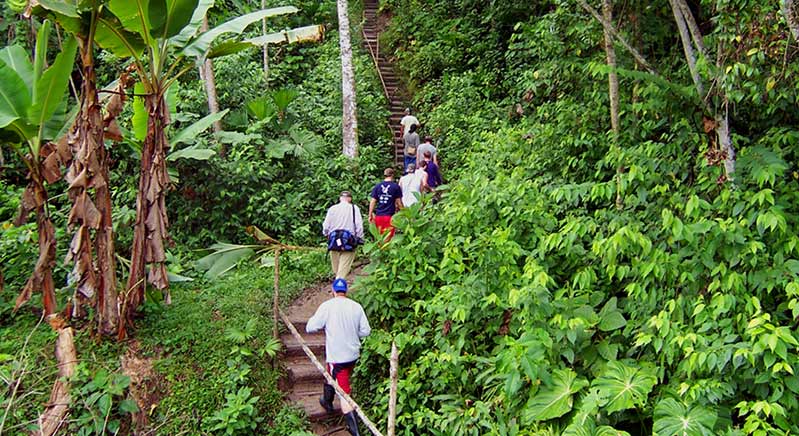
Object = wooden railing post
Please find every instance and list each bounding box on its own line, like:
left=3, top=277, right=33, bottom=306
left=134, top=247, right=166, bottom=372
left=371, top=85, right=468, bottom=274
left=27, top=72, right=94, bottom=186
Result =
left=272, top=249, right=281, bottom=340
left=387, top=340, right=398, bottom=436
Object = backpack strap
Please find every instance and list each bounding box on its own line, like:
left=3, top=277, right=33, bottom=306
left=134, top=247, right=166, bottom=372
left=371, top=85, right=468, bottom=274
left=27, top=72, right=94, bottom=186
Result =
left=352, top=204, right=357, bottom=244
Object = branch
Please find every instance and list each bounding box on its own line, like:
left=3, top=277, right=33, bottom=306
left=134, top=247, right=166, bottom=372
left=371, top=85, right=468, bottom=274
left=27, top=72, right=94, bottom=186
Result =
left=669, top=0, right=705, bottom=97
left=576, top=0, right=658, bottom=75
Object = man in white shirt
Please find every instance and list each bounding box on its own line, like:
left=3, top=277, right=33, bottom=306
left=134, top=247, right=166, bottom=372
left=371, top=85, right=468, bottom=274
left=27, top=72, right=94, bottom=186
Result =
left=307, top=278, right=371, bottom=436
left=416, top=136, right=438, bottom=167
left=323, top=191, right=364, bottom=279
left=399, top=107, right=419, bottom=135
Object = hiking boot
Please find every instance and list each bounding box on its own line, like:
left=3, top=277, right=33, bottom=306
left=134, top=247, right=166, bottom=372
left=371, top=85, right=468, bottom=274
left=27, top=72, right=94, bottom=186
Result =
left=344, top=411, right=360, bottom=436
left=319, top=384, right=335, bottom=413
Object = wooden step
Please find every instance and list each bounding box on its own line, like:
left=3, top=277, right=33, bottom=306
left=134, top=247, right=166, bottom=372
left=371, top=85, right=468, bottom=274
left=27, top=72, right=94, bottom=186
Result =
left=287, top=361, right=325, bottom=383
left=282, top=334, right=325, bottom=358
left=288, top=389, right=342, bottom=421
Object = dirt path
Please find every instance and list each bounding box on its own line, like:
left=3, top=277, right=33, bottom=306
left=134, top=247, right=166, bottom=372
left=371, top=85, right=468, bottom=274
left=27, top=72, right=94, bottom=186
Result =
left=281, top=266, right=366, bottom=436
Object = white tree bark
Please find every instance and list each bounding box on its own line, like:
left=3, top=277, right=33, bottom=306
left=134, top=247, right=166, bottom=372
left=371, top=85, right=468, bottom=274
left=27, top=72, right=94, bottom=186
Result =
left=669, top=0, right=704, bottom=97
left=783, top=0, right=799, bottom=40
left=199, top=17, right=223, bottom=136
left=262, top=0, right=270, bottom=85
left=337, top=0, right=359, bottom=158
left=602, top=0, right=622, bottom=208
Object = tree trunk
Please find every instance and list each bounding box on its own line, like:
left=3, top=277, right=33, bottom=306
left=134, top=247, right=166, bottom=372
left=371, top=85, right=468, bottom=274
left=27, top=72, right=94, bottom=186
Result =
left=121, top=90, right=171, bottom=339
left=262, top=0, right=270, bottom=85
left=36, top=326, right=77, bottom=436
left=669, top=0, right=704, bottom=97
left=199, top=18, right=223, bottom=138
left=78, top=39, right=120, bottom=335
left=602, top=0, right=622, bottom=209
left=337, top=0, right=359, bottom=158
left=783, top=0, right=799, bottom=41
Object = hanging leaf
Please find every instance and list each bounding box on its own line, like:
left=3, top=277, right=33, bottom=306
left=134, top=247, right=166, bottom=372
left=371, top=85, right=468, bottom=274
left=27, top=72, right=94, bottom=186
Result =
left=653, top=398, right=717, bottom=436
left=245, top=24, right=325, bottom=46
left=181, top=6, right=299, bottom=57
left=196, top=243, right=259, bottom=279
left=170, top=109, right=228, bottom=147
left=524, top=369, right=589, bottom=422
left=95, top=16, right=146, bottom=58
left=593, top=361, right=657, bottom=413
left=167, top=144, right=216, bottom=161
left=108, top=0, right=161, bottom=38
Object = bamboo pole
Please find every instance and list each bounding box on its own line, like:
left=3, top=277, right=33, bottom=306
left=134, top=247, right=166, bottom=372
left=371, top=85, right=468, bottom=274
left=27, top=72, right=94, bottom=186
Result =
left=387, top=341, right=398, bottom=436
left=273, top=249, right=281, bottom=340
left=279, top=310, right=384, bottom=436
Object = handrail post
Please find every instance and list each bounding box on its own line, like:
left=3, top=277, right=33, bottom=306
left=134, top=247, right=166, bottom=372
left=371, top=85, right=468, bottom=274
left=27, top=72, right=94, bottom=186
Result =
left=272, top=249, right=281, bottom=340
left=387, top=340, right=398, bottom=436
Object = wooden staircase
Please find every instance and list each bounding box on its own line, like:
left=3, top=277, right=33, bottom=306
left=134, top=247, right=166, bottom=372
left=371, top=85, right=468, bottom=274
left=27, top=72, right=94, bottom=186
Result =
left=362, top=0, right=408, bottom=166
left=282, top=318, right=348, bottom=435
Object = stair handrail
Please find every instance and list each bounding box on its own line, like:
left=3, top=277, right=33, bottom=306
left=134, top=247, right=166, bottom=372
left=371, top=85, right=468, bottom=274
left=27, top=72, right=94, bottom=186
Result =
left=280, top=310, right=385, bottom=436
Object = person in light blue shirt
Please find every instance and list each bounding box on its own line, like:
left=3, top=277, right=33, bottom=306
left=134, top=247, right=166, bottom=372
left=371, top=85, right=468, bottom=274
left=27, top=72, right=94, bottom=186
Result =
left=306, top=279, right=370, bottom=435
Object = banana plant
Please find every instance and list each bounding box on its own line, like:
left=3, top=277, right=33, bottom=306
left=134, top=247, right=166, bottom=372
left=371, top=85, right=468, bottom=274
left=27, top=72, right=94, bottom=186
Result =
left=0, top=20, right=77, bottom=316
left=31, top=0, right=310, bottom=337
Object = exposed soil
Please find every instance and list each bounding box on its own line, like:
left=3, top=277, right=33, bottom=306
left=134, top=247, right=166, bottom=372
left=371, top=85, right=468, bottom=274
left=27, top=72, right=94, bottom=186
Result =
left=120, top=340, right=167, bottom=435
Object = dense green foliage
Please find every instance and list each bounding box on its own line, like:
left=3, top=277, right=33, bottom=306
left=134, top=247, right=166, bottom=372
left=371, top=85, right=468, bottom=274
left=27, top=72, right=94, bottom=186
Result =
left=356, top=0, right=799, bottom=435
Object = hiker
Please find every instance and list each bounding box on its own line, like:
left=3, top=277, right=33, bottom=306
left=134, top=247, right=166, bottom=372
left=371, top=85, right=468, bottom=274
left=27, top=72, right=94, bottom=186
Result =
left=399, top=163, right=426, bottom=207
left=416, top=136, right=438, bottom=167
left=306, top=278, right=371, bottom=436
left=400, top=107, right=419, bottom=136
left=323, top=191, right=364, bottom=279
left=423, top=151, right=442, bottom=190
left=403, top=124, right=420, bottom=172
left=369, top=168, right=403, bottom=239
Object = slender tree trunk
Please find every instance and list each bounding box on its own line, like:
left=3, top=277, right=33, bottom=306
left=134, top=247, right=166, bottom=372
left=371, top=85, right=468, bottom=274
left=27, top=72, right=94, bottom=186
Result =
left=783, top=0, right=799, bottom=41
left=121, top=90, right=171, bottom=339
left=337, top=0, right=359, bottom=158
left=199, top=18, right=223, bottom=136
left=669, top=0, right=704, bottom=97
left=262, top=0, right=270, bottom=85
left=602, top=0, right=622, bottom=209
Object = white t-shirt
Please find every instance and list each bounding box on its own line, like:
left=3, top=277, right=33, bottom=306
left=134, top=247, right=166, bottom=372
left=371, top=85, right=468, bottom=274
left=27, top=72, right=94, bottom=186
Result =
left=400, top=115, right=419, bottom=135
left=399, top=170, right=426, bottom=206
left=306, top=296, right=371, bottom=363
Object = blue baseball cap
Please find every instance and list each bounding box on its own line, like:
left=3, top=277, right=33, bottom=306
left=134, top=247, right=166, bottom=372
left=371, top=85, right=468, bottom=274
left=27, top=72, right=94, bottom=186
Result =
left=332, top=278, right=348, bottom=292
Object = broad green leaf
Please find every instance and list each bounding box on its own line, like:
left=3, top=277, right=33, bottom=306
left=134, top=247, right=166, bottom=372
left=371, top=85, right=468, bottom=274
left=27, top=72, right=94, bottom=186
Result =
left=169, top=109, right=228, bottom=147
left=245, top=24, right=325, bottom=46
left=29, top=36, right=77, bottom=142
left=95, top=15, right=146, bottom=58
left=246, top=95, right=276, bottom=121
left=167, top=145, right=216, bottom=161
left=33, top=20, right=51, bottom=84
left=152, top=0, right=199, bottom=39
left=0, top=46, right=33, bottom=92
left=108, top=0, right=160, bottom=38
left=181, top=6, right=298, bottom=57
left=33, top=0, right=79, bottom=17
left=0, top=59, right=31, bottom=130
left=206, top=41, right=254, bottom=59
left=653, top=398, right=716, bottom=436
left=524, top=369, right=588, bottom=422
left=132, top=82, right=148, bottom=141
left=166, top=271, right=194, bottom=283
left=41, top=100, right=77, bottom=141
left=169, top=0, right=214, bottom=47
left=596, top=427, right=631, bottom=436
left=196, top=243, right=256, bottom=279
left=593, top=361, right=657, bottom=413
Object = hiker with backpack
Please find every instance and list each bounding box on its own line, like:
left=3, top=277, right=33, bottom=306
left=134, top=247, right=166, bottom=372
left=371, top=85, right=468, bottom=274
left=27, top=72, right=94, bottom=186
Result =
left=422, top=151, right=443, bottom=190
left=369, top=168, right=403, bottom=240
left=399, top=162, right=427, bottom=207
left=323, top=191, right=364, bottom=279
left=307, top=278, right=371, bottom=436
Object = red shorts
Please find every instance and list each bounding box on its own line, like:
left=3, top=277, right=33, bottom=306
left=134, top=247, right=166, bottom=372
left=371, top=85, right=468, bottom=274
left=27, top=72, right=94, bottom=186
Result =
left=374, top=215, right=395, bottom=239
left=327, top=362, right=354, bottom=394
